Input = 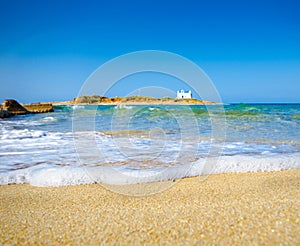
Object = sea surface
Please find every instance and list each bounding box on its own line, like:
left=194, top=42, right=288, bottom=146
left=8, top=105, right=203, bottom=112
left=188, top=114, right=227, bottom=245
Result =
left=0, top=104, right=299, bottom=186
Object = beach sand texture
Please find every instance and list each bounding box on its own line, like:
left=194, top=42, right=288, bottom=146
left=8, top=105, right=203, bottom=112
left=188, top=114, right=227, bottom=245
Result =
left=1, top=170, right=299, bottom=245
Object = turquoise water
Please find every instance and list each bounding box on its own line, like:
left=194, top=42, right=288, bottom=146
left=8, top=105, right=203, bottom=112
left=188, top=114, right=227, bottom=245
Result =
left=0, top=103, right=299, bottom=186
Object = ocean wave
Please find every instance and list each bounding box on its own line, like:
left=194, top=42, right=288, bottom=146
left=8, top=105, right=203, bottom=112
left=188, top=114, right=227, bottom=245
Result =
left=39, top=116, right=57, bottom=123
left=0, top=154, right=299, bottom=186
left=1, top=104, right=299, bottom=187
left=1, top=129, right=47, bottom=140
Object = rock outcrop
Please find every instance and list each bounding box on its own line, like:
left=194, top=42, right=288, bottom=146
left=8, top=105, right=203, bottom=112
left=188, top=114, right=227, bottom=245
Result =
left=2, top=99, right=28, bottom=115
left=23, top=103, right=54, bottom=113
left=0, top=99, right=54, bottom=118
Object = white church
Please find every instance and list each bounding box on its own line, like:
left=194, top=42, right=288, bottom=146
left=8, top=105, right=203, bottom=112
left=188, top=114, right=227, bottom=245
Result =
left=176, top=89, right=192, bottom=99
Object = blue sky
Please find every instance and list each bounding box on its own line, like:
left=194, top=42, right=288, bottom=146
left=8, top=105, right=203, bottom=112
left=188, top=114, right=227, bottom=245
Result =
left=0, top=0, right=299, bottom=103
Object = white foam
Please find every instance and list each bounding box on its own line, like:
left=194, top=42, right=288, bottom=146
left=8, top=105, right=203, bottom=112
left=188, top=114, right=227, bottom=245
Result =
left=72, top=105, right=85, bottom=109
left=1, top=129, right=47, bottom=140
left=39, top=116, right=57, bottom=123
left=0, top=154, right=299, bottom=186
left=29, top=166, right=93, bottom=186
left=114, top=105, right=133, bottom=109
left=207, top=154, right=300, bottom=174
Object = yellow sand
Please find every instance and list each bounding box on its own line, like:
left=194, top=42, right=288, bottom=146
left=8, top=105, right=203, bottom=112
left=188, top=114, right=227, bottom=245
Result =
left=0, top=170, right=299, bottom=245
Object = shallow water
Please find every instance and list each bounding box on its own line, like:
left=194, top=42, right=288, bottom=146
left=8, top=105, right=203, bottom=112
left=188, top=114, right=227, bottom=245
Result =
left=0, top=103, right=299, bottom=186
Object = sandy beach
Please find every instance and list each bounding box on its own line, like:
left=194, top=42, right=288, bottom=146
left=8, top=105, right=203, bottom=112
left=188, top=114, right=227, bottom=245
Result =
left=0, top=170, right=299, bottom=245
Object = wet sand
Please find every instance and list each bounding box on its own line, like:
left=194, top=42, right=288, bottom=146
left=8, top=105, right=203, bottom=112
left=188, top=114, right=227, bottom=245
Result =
left=1, top=170, right=299, bottom=245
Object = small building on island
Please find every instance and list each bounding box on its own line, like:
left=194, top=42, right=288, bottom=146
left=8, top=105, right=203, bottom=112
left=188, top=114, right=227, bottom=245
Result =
left=176, top=89, right=192, bottom=99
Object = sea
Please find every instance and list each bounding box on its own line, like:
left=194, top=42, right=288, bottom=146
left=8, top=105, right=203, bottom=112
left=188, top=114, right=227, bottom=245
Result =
left=0, top=103, right=299, bottom=186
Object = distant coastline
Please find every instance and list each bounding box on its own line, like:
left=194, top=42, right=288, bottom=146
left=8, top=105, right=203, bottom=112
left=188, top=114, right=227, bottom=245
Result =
left=0, top=96, right=218, bottom=119
left=52, top=95, right=219, bottom=105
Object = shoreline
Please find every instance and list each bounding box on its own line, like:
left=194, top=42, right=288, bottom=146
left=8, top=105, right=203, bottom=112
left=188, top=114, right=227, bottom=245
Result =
left=1, top=170, right=299, bottom=244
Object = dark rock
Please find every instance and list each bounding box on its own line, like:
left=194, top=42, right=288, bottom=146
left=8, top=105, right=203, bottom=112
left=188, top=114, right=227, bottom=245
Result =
left=0, top=109, right=12, bottom=118
left=2, top=99, right=28, bottom=115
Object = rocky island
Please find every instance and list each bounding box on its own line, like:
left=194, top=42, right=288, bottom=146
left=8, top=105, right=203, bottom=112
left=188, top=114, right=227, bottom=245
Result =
left=54, top=95, right=217, bottom=105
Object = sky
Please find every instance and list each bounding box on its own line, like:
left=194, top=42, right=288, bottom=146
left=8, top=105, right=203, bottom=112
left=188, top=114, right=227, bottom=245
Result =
left=0, top=0, right=299, bottom=103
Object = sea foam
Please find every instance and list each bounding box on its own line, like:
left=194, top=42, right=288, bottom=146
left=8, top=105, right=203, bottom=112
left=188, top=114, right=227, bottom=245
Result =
left=0, top=154, right=299, bottom=186
left=1, top=129, right=47, bottom=140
